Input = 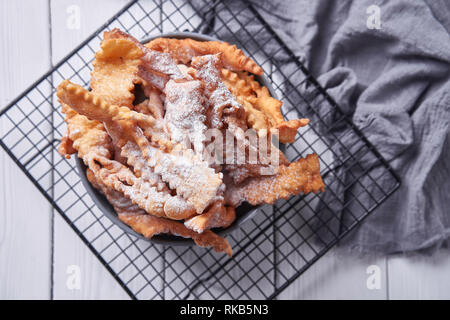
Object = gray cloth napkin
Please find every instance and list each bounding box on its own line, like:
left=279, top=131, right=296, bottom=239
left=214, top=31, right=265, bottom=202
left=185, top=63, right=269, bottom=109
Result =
left=192, top=0, right=450, bottom=254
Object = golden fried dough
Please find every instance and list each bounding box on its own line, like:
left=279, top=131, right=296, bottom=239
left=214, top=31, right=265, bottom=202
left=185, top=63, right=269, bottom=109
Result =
left=146, top=37, right=264, bottom=75
left=57, top=29, right=325, bottom=256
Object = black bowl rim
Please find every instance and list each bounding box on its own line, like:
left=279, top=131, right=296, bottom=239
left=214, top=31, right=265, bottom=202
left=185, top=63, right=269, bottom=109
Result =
left=75, top=31, right=279, bottom=246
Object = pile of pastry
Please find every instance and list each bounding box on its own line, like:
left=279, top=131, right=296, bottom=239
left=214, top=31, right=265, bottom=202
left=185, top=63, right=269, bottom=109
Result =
left=57, top=29, right=324, bottom=256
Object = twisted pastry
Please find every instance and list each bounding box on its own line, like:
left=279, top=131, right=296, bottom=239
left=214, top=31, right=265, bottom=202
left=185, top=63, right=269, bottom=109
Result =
left=221, top=69, right=310, bottom=144
left=57, top=103, right=186, bottom=219
left=57, top=80, right=224, bottom=214
left=90, top=37, right=143, bottom=108
left=164, top=79, right=208, bottom=154
left=86, top=168, right=232, bottom=257
left=190, top=54, right=281, bottom=184
left=184, top=201, right=236, bottom=234
left=104, top=28, right=185, bottom=90
left=120, top=141, right=196, bottom=220
left=145, top=37, right=264, bottom=75
left=225, top=154, right=325, bottom=207
left=190, top=53, right=243, bottom=129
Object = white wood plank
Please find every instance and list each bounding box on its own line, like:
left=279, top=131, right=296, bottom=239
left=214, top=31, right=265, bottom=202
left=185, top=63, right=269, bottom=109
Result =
left=388, top=250, right=450, bottom=300
left=277, top=248, right=388, bottom=299
left=0, top=0, right=52, bottom=299
left=50, top=0, right=132, bottom=300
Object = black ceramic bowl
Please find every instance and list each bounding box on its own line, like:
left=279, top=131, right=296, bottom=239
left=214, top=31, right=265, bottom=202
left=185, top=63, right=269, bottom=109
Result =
left=76, top=32, right=279, bottom=246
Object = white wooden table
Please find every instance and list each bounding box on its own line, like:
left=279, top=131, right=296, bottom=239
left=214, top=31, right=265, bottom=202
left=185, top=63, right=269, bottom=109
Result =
left=1, top=0, right=450, bottom=300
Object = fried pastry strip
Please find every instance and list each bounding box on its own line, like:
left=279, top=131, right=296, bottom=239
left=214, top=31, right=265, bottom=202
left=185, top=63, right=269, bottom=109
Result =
left=120, top=213, right=233, bottom=257
left=58, top=80, right=164, bottom=146
left=134, top=99, right=151, bottom=115
left=120, top=141, right=166, bottom=189
left=140, top=139, right=224, bottom=214
left=164, top=79, right=208, bottom=153
left=137, top=67, right=168, bottom=92
left=57, top=80, right=224, bottom=213
left=58, top=82, right=154, bottom=125
left=57, top=104, right=174, bottom=218
left=225, top=154, right=325, bottom=206
left=120, top=141, right=196, bottom=220
left=184, top=201, right=236, bottom=234
left=59, top=102, right=197, bottom=220
left=146, top=88, right=165, bottom=119
left=221, top=68, right=269, bottom=131
left=91, top=38, right=143, bottom=108
left=86, top=168, right=232, bottom=257
left=133, top=82, right=165, bottom=118
left=190, top=54, right=243, bottom=129
left=190, top=55, right=282, bottom=183
left=96, top=160, right=195, bottom=220
left=90, top=37, right=146, bottom=162
left=145, top=37, right=264, bottom=75
left=57, top=103, right=112, bottom=160
left=104, top=29, right=183, bottom=78
left=58, top=136, right=77, bottom=157
left=104, top=28, right=186, bottom=89
left=221, top=69, right=309, bottom=143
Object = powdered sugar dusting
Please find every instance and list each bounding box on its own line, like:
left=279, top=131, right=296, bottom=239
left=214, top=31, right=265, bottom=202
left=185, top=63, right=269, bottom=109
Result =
left=190, top=54, right=242, bottom=128
left=138, top=65, right=168, bottom=91
left=117, top=141, right=197, bottom=219
left=143, top=50, right=184, bottom=80
left=144, top=143, right=223, bottom=214
left=164, top=79, right=207, bottom=154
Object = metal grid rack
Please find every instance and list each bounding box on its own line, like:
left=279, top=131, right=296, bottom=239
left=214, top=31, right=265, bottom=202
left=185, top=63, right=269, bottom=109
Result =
left=0, top=0, right=400, bottom=299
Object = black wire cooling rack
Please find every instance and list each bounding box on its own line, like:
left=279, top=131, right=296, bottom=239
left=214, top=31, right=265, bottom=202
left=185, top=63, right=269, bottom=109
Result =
left=0, top=0, right=400, bottom=299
